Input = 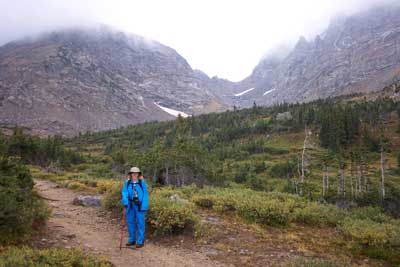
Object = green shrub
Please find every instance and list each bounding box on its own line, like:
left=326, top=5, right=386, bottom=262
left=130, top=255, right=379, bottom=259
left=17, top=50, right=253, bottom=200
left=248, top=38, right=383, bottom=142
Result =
left=101, top=185, right=198, bottom=235
left=288, top=257, right=350, bottom=267
left=293, top=202, right=346, bottom=226
left=339, top=217, right=400, bottom=247
left=6, top=128, right=84, bottom=168
left=192, top=194, right=217, bottom=208
left=96, top=179, right=117, bottom=194
left=396, top=151, right=400, bottom=169
left=349, top=207, right=391, bottom=223
left=267, top=159, right=297, bottom=178
left=236, top=196, right=291, bottom=226
left=101, top=181, right=124, bottom=218
left=0, top=247, right=112, bottom=267
left=192, top=187, right=345, bottom=227
left=212, top=190, right=241, bottom=212
left=263, top=146, right=290, bottom=155
left=177, top=184, right=200, bottom=198
left=357, top=246, right=400, bottom=264
left=0, top=158, right=50, bottom=245
left=147, top=191, right=198, bottom=235
left=149, top=186, right=182, bottom=199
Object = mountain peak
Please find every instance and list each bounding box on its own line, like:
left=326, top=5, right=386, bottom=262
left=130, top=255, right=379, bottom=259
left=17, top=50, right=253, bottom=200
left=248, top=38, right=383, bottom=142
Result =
left=294, top=36, right=310, bottom=50
left=0, top=26, right=225, bottom=136
left=225, top=4, right=400, bottom=107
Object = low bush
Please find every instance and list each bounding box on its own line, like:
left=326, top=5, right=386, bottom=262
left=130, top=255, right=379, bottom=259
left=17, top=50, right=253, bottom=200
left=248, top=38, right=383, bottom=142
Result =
left=288, top=257, right=350, bottom=267
left=267, top=159, right=297, bottom=179
left=96, top=179, right=117, bottom=194
left=6, top=128, right=84, bottom=168
left=0, top=247, right=112, bottom=267
left=338, top=217, right=400, bottom=247
left=192, top=187, right=343, bottom=227
left=147, top=191, right=198, bottom=235
left=101, top=184, right=199, bottom=235
left=0, top=158, right=50, bottom=245
left=356, top=246, right=400, bottom=264
left=292, top=202, right=347, bottom=226
left=192, top=194, right=217, bottom=208
left=348, top=206, right=392, bottom=223
left=236, top=196, right=292, bottom=226
left=101, top=181, right=124, bottom=218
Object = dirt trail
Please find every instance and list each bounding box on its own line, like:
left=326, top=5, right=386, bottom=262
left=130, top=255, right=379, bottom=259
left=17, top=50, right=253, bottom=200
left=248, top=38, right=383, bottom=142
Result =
left=34, top=179, right=226, bottom=267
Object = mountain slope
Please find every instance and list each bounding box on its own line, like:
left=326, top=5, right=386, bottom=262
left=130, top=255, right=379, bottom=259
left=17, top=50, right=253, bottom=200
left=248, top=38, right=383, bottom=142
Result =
left=228, top=5, right=400, bottom=107
left=0, top=27, right=226, bottom=136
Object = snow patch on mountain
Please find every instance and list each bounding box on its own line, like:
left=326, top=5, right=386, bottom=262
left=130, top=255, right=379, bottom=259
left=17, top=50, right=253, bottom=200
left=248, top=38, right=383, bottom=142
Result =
left=263, top=88, right=276, bottom=96
left=154, top=102, right=189, bottom=118
left=234, top=88, right=255, bottom=97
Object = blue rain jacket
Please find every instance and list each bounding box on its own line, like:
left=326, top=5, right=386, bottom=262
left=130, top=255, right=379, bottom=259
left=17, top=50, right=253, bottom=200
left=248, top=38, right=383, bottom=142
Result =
left=121, top=178, right=149, bottom=211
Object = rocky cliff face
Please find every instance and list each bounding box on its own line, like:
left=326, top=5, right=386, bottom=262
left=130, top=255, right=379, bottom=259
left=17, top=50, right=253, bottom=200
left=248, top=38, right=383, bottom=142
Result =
left=229, top=5, right=400, bottom=107
left=2, top=5, right=400, bottom=136
left=0, top=27, right=226, bottom=136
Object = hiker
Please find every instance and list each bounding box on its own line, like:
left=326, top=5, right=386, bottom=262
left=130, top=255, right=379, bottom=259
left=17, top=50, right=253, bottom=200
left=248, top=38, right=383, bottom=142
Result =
left=121, top=166, right=149, bottom=248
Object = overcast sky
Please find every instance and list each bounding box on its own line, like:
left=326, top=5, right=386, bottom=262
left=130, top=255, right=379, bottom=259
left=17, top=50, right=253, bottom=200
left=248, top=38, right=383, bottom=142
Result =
left=0, top=0, right=397, bottom=81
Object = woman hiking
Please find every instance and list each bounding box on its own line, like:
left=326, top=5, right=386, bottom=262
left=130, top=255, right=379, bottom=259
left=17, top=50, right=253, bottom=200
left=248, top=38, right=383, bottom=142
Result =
left=121, top=166, right=149, bottom=248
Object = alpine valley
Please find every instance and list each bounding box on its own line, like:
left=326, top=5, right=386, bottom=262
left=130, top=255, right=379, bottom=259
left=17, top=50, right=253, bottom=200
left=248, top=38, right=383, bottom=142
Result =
left=1, top=5, right=400, bottom=136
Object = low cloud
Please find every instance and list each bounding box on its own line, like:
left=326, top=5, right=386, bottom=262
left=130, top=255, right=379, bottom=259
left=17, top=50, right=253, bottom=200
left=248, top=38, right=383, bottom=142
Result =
left=0, top=0, right=398, bottom=81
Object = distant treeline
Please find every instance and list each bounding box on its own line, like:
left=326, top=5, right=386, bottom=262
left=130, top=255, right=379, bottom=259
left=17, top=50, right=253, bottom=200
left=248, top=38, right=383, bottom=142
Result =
left=1, top=128, right=84, bottom=168
left=0, top=128, right=86, bottom=244
left=71, top=97, right=400, bottom=188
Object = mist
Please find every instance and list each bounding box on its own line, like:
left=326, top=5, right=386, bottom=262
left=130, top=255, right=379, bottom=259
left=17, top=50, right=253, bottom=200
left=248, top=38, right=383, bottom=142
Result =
left=0, top=0, right=398, bottom=81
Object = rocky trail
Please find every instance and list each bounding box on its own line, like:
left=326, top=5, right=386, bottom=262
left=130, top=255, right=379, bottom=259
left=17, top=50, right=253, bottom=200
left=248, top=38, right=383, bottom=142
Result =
left=33, top=179, right=382, bottom=267
left=33, top=179, right=226, bottom=267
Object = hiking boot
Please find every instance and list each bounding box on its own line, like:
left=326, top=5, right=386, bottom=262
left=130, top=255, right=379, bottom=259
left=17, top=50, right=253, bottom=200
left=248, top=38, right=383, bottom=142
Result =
left=126, top=242, right=136, bottom=246
left=136, top=243, right=144, bottom=248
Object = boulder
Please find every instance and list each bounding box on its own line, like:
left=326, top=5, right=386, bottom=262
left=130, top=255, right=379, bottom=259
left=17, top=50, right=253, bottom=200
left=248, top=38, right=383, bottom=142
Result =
left=276, top=111, right=292, bottom=121
left=72, top=195, right=102, bottom=207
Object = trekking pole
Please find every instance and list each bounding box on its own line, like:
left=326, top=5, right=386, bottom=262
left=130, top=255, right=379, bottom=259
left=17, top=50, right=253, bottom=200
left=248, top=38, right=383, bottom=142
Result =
left=119, top=207, right=126, bottom=250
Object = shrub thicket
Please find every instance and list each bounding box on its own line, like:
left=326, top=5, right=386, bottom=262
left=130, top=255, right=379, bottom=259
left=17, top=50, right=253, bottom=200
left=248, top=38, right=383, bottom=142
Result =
left=0, top=247, right=112, bottom=267
left=192, top=187, right=345, bottom=227
left=101, top=183, right=199, bottom=235
left=147, top=192, right=198, bottom=234
left=288, top=257, right=350, bottom=267
left=3, top=128, right=84, bottom=168
left=0, top=158, right=50, bottom=245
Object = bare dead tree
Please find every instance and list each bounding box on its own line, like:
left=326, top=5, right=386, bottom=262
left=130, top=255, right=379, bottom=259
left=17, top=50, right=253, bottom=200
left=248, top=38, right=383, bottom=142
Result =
left=165, top=163, right=170, bottom=185
left=341, top=167, right=346, bottom=198
left=350, top=158, right=354, bottom=200
left=295, top=155, right=301, bottom=194
left=180, top=167, right=185, bottom=187
left=360, top=155, right=368, bottom=193
left=380, top=146, right=386, bottom=201
left=326, top=166, right=330, bottom=192
left=300, top=127, right=309, bottom=184
left=322, top=164, right=329, bottom=197
left=356, top=164, right=361, bottom=196
left=299, top=127, right=312, bottom=196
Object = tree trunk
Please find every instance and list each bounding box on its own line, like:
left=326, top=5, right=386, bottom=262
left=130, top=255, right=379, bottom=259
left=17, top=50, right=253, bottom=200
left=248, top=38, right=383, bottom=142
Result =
left=356, top=165, right=361, bottom=196
left=326, top=166, right=329, bottom=191
left=380, top=147, right=386, bottom=201
left=322, top=167, right=325, bottom=197
left=341, top=168, right=346, bottom=198
left=350, top=160, right=354, bottom=199
left=180, top=168, right=185, bottom=186
left=297, top=155, right=301, bottom=195
left=301, top=127, right=308, bottom=184
left=153, top=168, right=157, bottom=183
left=165, top=164, right=169, bottom=185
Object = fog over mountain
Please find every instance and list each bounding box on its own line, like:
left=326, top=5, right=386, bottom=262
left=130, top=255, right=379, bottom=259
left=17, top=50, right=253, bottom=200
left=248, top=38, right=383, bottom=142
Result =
left=1, top=1, right=400, bottom=136
left=0, top=0, right=398, bottom=81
